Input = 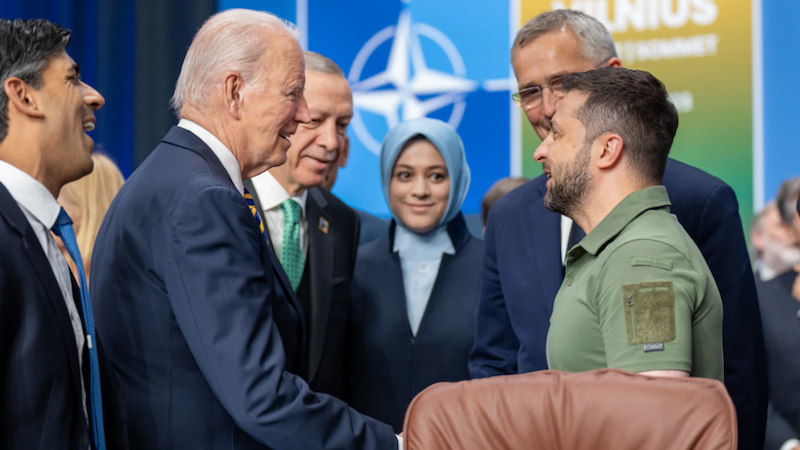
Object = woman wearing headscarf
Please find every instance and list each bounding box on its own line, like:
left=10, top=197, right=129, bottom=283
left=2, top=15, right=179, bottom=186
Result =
left=347, top=117, right=484, bottom=432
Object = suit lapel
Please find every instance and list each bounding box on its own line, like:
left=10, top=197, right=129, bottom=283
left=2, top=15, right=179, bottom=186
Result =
left=0, top=182, right=84, bottom=406
left=530, top=182, right=564, bottom=314
left=305, top=190, right=334, bottom=381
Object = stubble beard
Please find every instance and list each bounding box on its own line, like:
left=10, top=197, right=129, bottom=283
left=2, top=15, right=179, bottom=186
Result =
left=543, top=144, right=592, bottom=219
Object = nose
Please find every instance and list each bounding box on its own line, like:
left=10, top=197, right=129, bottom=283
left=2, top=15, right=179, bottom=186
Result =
left=411, top=176, right=430, bottom=198
left=541, top=88, right=559, bottom=122
left=294, top=93, right=311, bottom=124
left=82, top=82, right=105, bottom=111
left=318, top=120, right=338, bottom=152
left=533, top=134, right=551, bottom=163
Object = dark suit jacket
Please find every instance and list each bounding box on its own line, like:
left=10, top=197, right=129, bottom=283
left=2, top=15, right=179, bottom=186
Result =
left=243, top=180, right=359, bottom=400
left=348, top=214, right=483, bottom=433
left=0, top=181, right=127, bottom=450
left=355, top=209, right=387, bottom=247
left=756, top=271, right=800, bottom=449
left=90, top=126, right=396, bottom=450
left=469, top=158, right=768, bottom=450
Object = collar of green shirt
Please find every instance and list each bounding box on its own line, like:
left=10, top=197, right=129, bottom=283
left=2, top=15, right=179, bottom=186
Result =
left=576, top=185, right=672, bottom=257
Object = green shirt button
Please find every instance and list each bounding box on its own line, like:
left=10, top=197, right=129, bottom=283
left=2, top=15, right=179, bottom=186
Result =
left=566, top=278, right=573, bottom=286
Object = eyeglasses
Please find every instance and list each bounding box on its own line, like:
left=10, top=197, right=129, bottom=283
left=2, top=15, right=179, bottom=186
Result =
left=512, top=74, right=568, bottom=110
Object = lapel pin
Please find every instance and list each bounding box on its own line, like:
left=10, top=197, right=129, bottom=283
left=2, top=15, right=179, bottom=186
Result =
left=318, top=217, right=330, bottom=234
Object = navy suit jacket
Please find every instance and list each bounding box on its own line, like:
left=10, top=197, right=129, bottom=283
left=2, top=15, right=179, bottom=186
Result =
left=90, top=127, right=396, bottom=450
left=355, top=209, right=387, bottom=247
left=755, top=271, right=800, bottom=450
left=0, top=182, right=127, bottom=450
left=470, top=158, right=768, bottom=450
left=348, top=214, right=483, bottom=432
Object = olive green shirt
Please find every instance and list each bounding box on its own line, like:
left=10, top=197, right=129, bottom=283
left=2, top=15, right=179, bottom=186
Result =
left=546, top=186, right=724, bottom=381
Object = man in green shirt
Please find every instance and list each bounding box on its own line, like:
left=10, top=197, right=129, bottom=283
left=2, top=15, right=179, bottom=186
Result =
left=539, top=67, right=724, bottom=381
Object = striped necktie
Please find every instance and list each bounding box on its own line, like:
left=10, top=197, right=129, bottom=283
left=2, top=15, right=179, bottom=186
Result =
left=51, top=208, right=106, bottom=450
left=244, top=188, right=270, bottom=245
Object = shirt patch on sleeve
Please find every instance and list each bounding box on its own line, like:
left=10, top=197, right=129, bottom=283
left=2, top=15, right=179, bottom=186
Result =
left=623, top=281, right=676, bottom=345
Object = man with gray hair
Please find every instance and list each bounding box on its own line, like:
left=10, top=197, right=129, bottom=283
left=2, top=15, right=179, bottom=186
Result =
left=470, top=9, right=767, bottom=449
left=91, top=10, right=400, bottom=450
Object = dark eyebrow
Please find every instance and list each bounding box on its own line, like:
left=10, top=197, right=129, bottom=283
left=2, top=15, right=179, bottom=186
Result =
left=427, top=165, right=448, bottom=171
left=69, top=64, right=81, bottom=77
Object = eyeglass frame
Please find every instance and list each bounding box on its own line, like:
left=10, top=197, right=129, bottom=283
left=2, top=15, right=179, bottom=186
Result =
left=511, top=64, right=606, bottom=110
left=511, top=74, right=571, bottom=110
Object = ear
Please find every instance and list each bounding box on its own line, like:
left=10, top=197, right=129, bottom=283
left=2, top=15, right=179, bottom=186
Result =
left=223, top=72, right=245, bottom=120
left=339, top=135, right=350, bottom=168
left=596, top=133, right=624, bottom=171
left=605, top=57, right=623, bottom=68
left=4, top=77, right=45, bottom=119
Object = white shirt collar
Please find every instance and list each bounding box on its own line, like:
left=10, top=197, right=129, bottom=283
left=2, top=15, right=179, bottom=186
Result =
left=178, top=119, right=244, bottom=196
left=249, top=171, right=308, bottom=218
left=0, top=160, right=61, bottom=229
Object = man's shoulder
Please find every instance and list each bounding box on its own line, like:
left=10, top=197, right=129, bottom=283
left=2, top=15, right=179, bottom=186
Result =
left=663, top=158, right=731, bottom=202
left=490, top=175, right=545, bottom=216
left=309, top=187, right=356, bottom=217
left=606, top=210, right=698, bottom=267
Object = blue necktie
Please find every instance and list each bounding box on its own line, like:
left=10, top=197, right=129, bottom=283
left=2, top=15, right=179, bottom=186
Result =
left=51, top=208, right=106, bottom=450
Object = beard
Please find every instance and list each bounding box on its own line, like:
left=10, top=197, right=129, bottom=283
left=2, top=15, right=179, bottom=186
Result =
left=543, top=144, right=592, bottom=218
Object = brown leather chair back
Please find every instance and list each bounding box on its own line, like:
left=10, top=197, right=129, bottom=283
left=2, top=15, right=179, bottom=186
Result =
left=403, top=369, right=737, bottom=450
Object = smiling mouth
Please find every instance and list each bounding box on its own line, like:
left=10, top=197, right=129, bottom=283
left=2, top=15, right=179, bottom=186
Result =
left=83, top=121, right=95, bottom=132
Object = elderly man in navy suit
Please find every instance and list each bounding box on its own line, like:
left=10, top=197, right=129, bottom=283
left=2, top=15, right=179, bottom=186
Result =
left=469, top=9, right=767, bottom=449
left=91, top=9, right=399, bottom=450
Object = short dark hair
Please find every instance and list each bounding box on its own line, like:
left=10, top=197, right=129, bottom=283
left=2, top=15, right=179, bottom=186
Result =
left=0, top=19, right=71, bottom=143
left=561, top=67, right=679, bottom=183
left=481, top=177, right=530, bottom=225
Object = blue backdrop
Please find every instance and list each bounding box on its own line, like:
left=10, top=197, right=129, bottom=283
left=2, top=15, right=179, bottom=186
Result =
left=3, top=0, right=799, bottom=216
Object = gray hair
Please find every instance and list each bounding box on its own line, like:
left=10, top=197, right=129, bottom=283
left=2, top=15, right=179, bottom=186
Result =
left=171, top=9, right=300, bottom=114
left=776, top=177, right=800, bottom=225
left=511, top=9, right=617, bottom=65
left=304, top=51, right=345, bottom=77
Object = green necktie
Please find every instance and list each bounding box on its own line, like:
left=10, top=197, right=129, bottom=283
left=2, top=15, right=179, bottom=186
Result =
left=280, top=199, right=305, bottom=291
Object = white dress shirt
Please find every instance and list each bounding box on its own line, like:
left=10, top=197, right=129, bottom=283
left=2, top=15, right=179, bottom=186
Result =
left=560, top=215, right=574, bottom=265
left=178, top=119, right=244, bottom=195
left=0, top=160, right=87, bottom=419
left=249, top=171, right=309, bottom=260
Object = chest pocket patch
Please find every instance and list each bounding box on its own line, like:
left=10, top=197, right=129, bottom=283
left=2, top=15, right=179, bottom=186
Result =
left=622, top=281, right=676, bottom=345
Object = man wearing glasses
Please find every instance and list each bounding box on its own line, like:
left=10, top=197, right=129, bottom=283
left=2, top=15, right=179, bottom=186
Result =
left=469, top=9, right=767, bottom=450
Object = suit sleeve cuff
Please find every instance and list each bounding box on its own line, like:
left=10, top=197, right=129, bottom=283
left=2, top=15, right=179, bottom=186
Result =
left=780, top=438, right=800, bottom=450
left=396, top=434, right=404, bottom=450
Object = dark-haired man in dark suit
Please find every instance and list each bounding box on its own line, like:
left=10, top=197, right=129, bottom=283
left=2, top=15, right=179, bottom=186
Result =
left=470, top=10, right=767, bottom=449
left=0, top=18, right=126, bottom=449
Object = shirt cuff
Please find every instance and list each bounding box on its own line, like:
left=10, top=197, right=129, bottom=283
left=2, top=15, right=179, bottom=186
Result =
left=780, top=438, right=800, bottom=450
left=396, top=434, right=404, bottom=450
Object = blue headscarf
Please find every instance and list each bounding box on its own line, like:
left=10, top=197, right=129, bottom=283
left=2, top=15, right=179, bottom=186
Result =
left=380, top=118, right=471, bottom=227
